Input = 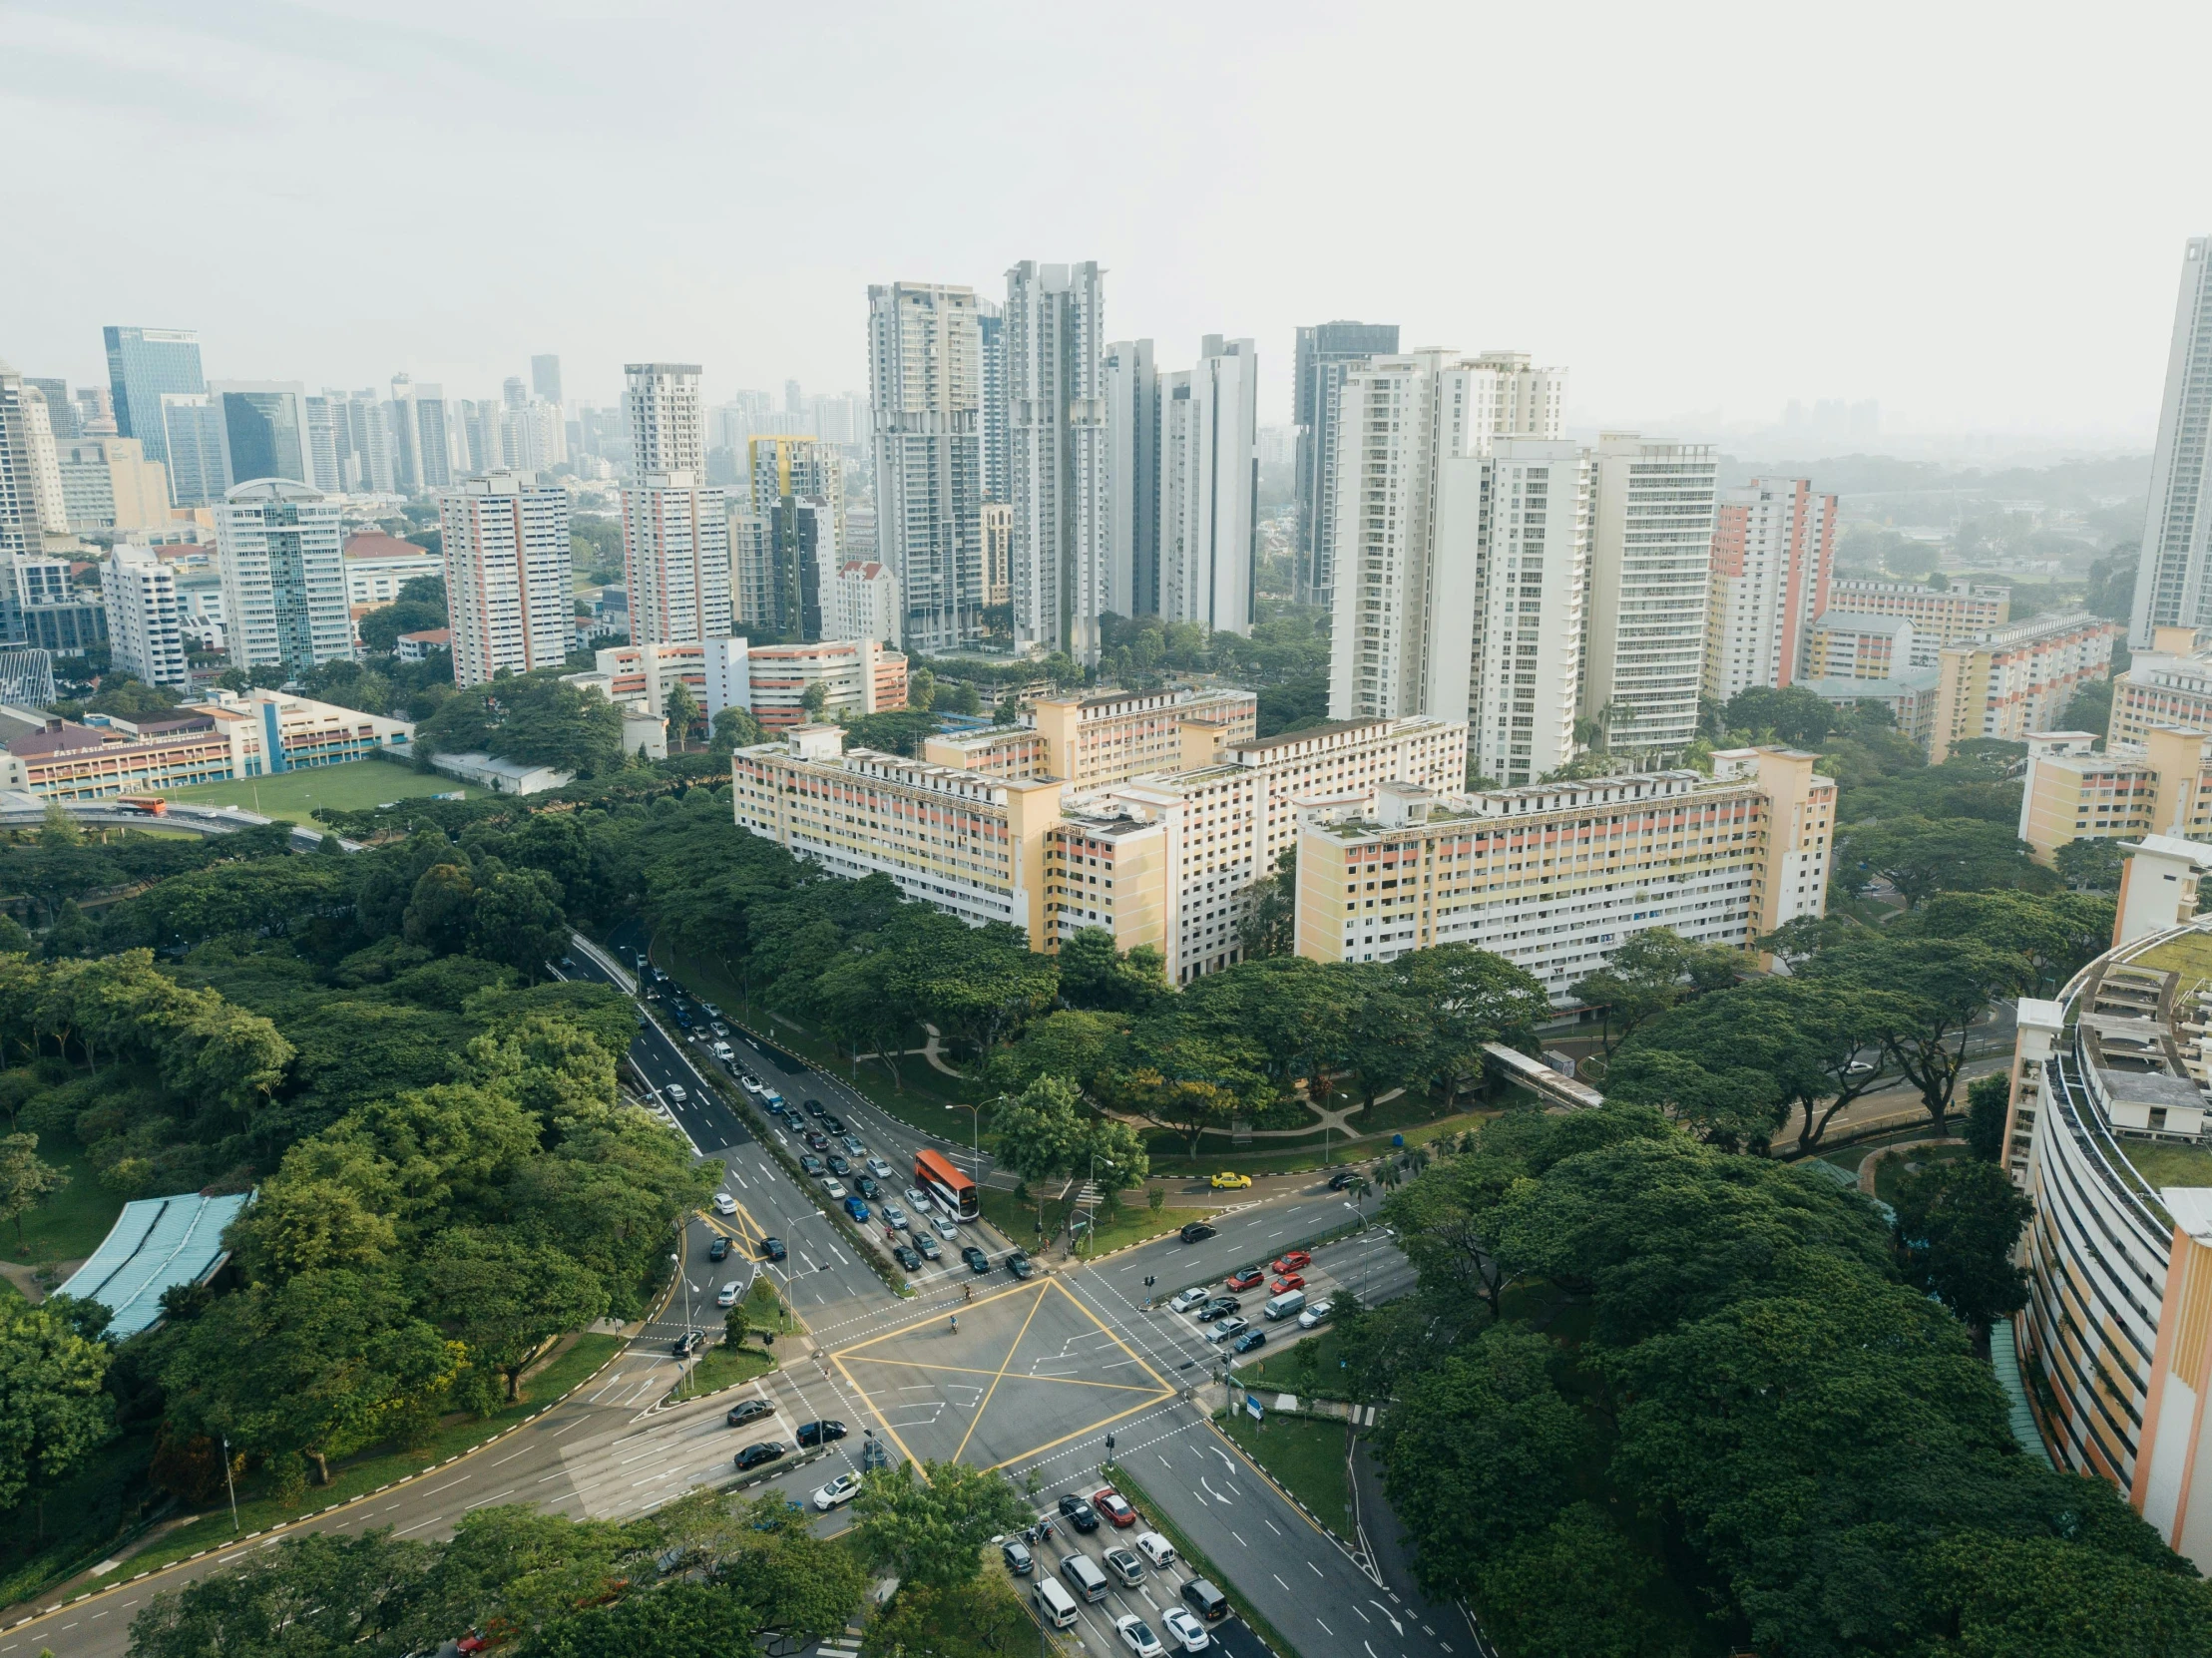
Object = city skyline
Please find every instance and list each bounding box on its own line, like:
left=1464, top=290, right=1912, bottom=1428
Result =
left=8, top=3, right=2210, bottom=441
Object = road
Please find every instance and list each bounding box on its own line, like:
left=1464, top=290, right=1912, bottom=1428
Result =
left=7, top=926, right=1452, bottom=1658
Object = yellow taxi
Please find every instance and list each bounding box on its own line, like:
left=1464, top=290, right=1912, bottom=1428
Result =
left=1208, top=1171, right=1252, bottom=1191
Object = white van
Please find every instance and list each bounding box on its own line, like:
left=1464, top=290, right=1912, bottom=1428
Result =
left=1263, top=1288, right=1306, bottom=1322
left=1033, top=1576, right=1081, bottom=1629
left=1060, top=1552, right=1110, bottom=1603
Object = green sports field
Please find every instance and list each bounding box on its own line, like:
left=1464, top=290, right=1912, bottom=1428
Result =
left=152, top=759, right=482, bottom=819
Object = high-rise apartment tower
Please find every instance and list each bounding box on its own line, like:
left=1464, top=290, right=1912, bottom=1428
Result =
left=2132, top=237, right=2212, bottom=646
left=1582, top=435, right=1719, bottom=753
left=1293, top=320, right=1398, bottom=610
left=1006, top=260, right=1107, bottom=658
left=867, top=282, right=983, bottom=651
left=438, top=471, right=574, bottom=686
left=103, top=326, right=205, bottom=467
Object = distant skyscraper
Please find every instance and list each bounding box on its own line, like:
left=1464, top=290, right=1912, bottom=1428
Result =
left=1293, top=320, right=1399, bottom=611
left=438, top=471, right=573, bottom=686
left=1158, top=337, right=1258, bottom=635
left=324, top=390, right=397, bottom=494
left=1701, top=478, right=1836, bottom=702
left=868, top=281, right=984, bottom=651
left=1104, top=339, right=1159, bottom=619
left=211, top=381, right=312, bottom=489
left=2134, top=237, right=2212, bottom=646
left=27, top=379, right=76, bottom=440
left=103, top=326, right=206, bottom=467
left=387, top=376, right=456, bottom=493
left=622, top=362, right=728, bottom=644
left=0, top=362, right=68, bottom=565
left=73, top=386, right=116, bottom=437
left=160, top=394, right=229, bottom=507
left=215, top=479, right=353, bottom=674
left=1006, top=259, right=1106, bottom=658
left=102, top=546, right=190, bottom=687
left=458, top=399, right=503, bottom=474
left=1581, top=435, right=1718, bottom=753
left=784, top=379, right=803, bottom=415
left=532, top=354, right=563, bottom=405
left=978, top=300, right=1009, bottom=501
left=750, top=435, right=844, bottom=641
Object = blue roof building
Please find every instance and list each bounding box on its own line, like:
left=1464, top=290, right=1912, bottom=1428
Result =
left=56, top=1190, right=252, bottom=1340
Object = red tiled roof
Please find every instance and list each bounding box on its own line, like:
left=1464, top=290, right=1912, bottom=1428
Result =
left=344, top=532, right=433, bottom=561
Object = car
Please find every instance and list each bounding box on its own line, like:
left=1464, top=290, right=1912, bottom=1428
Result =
left=1160, top=1605, right=1211, bottom=1652
left=915, top=1233, right=943, bottom=1261
left=711, top=1022, right=729, bottom=1037
left=795, top=1419, right=846, bottom=1448
left=725, top=1397, right=772, bottom=1427
left=827, top=1155, right=852, bottom=1178
left=1195, top=1297, right=1240, bottom=1322
left=1104, top=1544, right=1144, bottom=1585
left=804, top=1130, right=830, bottom=1151
left=1208, top=1172, right=1251, bottom=1190
left=559, top=954, right=576, bottom=970
left=665, top=1083, right=687, bottom=1104
left=712, top=1042, right=734, bottom=1062
left=711, top=1191, right=737, bottom=1216
left=1225, top=1266, right=1264, bottom=1292
left=840, top=1134, right=866, bottom=1157
left=1846, top=1057, right=1878, bottom=1073
left=1169, top=1287, right=1210, bottom=1314
left=643, top=986, right=661, bottom=1001
left=759, top=1236, right=786, bottom=1261
left=856, top=1175, right=882, bottom=1200
left=673, top=1010, right=692, bottom=1028
left=1231, top=1329, right=1268, bottom=1355
left=1007, top=1250, right=1035, bottom=1279
left=707, top=1235, right=731, bottom=1263
left=1328, top=1170, right=1361, bottom=1191
left=1058, top=1493, right=1101, bottom=1532
left=1207, top=1317, right=1249, bottom=1343
left=715, top=1279, right=742, bottom=1308
left=811, top=1472, right=863, bottom=1510
left=1114, top=1615, right=1165, bottom=1657
left=1093, top=1487, right=1137, bottom=1528
left=882, top=1202, right=909, bottom=1229
left=1270, top=1273, right=1306, bottom=1294
left=962, top=1244, right=991, bottom=1274
left=1179, top=1221, right=1217, bottom=1244
left=805, top=1099, right=827, bottom=1118
left=844, top=1196, right=871, bottom=1223
left=732, top=1441, right=786, bottom=1471
left=672, top=1329, right=706, bottom=1358
left=822, top=1179, right=848, bottom=1200
left=1297, top=1298, right=1333, bottom=1329
left=1001, top=1537, right=1034, bottom=1575
left=932, top=1213, right=959, bottom=1239
left=865, top=1157, right=894, bottom=1180
left=742, top=1076, right=765, bottom=1095
left=891, top=1243, right=922, bottom=1271
left=820, top=1114, right=846, bottom=1135
left=905, top=1186, right=932, bottom=1211
left=1134, top=1531, right=1176, bottom=1569
left=1270, top=1250, right=1312, bottom=1275
left=799, top=1153, right=826, bottom=1176
left=701, top=1002, right=721, bottom=1018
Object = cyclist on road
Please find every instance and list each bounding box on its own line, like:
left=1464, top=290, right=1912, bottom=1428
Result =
left=950, top=1314, right=958, bottom=1334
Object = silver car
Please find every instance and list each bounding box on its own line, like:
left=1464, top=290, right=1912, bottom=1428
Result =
left=882, top=1203, right=909, bottom=1229
left=904, top=1186, right=932, bottom=1211
left=931, top=1212, right=959, bottom=1239
left=1206, top=1317, right=1249, bottom=1344
left=915, top=1233, right=943, bottom=1261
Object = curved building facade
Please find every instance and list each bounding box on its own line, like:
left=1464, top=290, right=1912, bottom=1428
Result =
left=2007, top=918, right=2212, bottom=1567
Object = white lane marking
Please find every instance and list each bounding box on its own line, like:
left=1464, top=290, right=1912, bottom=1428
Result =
left=1308, top=1560, right=1325, bottom=1575
left=1230, top=1529, right=1247, bottom=1547
left=488, top=1446, right=531, bottom=1466
left=394, top=1514, right=445, bottom=1535
left=1353, top=1604, right=1372, bottom=1623
left=462, top=1487, right=517, bottom=1510
left=1371, top=1601, right=1405, bottom=1634
left=1263, top=1516, right=1282, bottom=1534
left=1317, top=1618, right=1334, bottom=1635
left=1274, top=1573, right=1291, bottom=1591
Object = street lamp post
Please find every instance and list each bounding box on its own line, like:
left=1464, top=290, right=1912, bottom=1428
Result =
left=670, top=1247, right=694, bottom=1395
left=221, top=1434, right=238, bottom=1534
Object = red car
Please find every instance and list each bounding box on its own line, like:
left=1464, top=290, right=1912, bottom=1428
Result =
left=1271, top=1273, right=1306, bottom=1294
left=1269, top=1250, right=1311, bottom=1275
left=1092, top=1486, right=1137, bottom=1528
left=1225, top=1266, right=1264, bottom=1292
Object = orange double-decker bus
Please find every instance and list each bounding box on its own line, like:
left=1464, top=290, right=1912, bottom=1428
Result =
left=914, top=1148, right=978, bottom=1222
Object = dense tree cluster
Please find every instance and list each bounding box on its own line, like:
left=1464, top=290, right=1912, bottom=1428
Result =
left=416, top=670, right=630, bottom=777
left=1367, top=1108, right=2212, bottom=1657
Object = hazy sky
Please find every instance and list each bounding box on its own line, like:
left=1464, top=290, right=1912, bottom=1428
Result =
left=8, top=0, right=2207, bottom=442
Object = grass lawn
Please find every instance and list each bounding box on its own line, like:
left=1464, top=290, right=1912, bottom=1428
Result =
left=672, top=1344, right=778, bottom=1400
left=108, top=1333, right=624, bottom=1585
left=2122, top=1138, right=2212, bottom=1192
left=978, top=1185, right=1219, bottom=1257
left=4, top=1142, right=123, bottom=1269
left=2132, top=928, right=2212, bottom=989
left=1233, top=1328, right=1355, bottom=1402
left=1218, top=1410, right=1354, bottom=1535
left=152, top=759, right=480, bottom=820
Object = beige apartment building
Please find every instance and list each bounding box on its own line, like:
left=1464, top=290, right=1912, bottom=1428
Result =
left=1826, top=578, right=2009, bottom=643
left=2110, top=626, right=2212, bottom=746
left=1292, top=747, right=1833, bottom=1001
left=1929, top=611, right=2119, bottom=763
left=2018, top=726, right=2212, bottom=865
left=923, top=685, right=1257, bottom=785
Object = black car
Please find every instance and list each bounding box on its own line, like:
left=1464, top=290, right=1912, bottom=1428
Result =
left=892, top=1243, right=922, bottom=1271
left=962, top=1245, right=991, bottom=1275
left=707, top=1235, right=731, bottom=1262
left=1058, top=1493, right=1101, bottom=1532
left=795, top=1420, right=847, bottom=1448
left=799, top=1153, right=827, bottom=1176
left=1007, top=1251, right=1035, bottom=1279
left=726, top=1397, right=772, bottom=1427
left=759, top=1237, right=787, bottom=1262
left=1179, top=1221, right=1217, bottom=1244
left=804, top=1099, right=827, bottom=1118
left=804, top=1130, right=830, bottom=1151
left=1328, top=1170, right=1361, bottom=1191
left=1196, top=1297, right=1240, bottom=1322
left=672, top=1329, right=706, bottom=1357
left=1232, top=1329, right=1268, bottom=1355
left=733, top=1441, right=786, bottom=1471
left=856, top=1175, right=881, bottom=1200
left=827, top=1155, right=852, bottom=1178
left=820, top=1114, right=846, bottom=1135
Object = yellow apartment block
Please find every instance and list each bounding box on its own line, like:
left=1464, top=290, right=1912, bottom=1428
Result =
left=2112, top=627, right=2212, bottom=747
left=1825, top=577, right=2010, bottom=643
left=2020, top=726, right=2212, bottom=865
left=923, top=684, right=1257, bottom=786
left=1930, top=611, right=2119, bottom=763
left=1292, top=747, right=1832, bottom=1002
